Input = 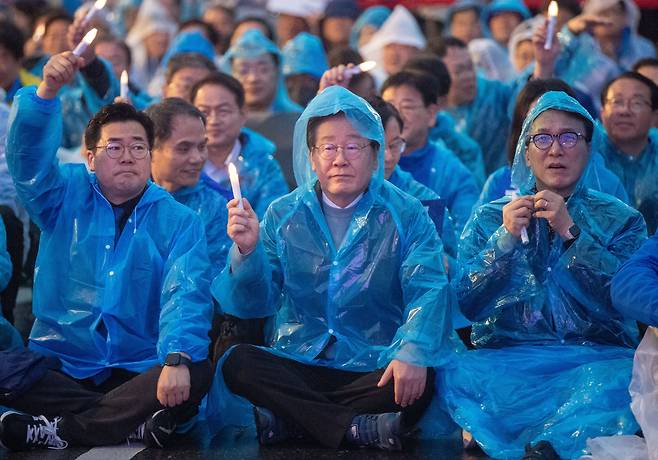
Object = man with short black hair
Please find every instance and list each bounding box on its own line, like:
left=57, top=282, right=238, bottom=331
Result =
left=599, top=71, right=658, bottom=233
left=0, top=52, right=213, bottom=451
left=163, top=53, right=216, bottom=101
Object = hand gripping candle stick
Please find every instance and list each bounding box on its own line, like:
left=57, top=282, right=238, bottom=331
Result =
left=120, top=70, right=129, bottom=100
left=228, top=162, right=244, bottom=209
left=544, top=1, right=558, bottom=50
left=72, top=28, right=98, bottom=57
left=344, top=60, right=377, bottom=78
left=507, top=188, right=530, bottom=244
left=81, top=0, right=107, bottom=28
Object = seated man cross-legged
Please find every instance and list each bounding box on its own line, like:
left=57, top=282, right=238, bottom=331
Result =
left=211, top=86, right=457, bottom=451
left=0, top=52, right=213, bottom=451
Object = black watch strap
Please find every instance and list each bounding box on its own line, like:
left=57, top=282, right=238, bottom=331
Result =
left=567, top=224, right=581, bottom=241
left=164, top=352, right=193, bottom=367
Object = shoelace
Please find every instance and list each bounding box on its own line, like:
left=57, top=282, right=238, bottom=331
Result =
left=26, top=416, right=68, bottom=450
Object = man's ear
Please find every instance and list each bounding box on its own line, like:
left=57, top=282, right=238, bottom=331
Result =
left=426, top=103, right=439, bottom=128
left=86, top=150, right=95, bottom=171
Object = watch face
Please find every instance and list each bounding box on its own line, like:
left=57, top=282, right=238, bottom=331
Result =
left=165, top=353, right=180, bottom=366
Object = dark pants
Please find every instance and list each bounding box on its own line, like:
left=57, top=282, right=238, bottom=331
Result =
left=1, top=361, right=212, bottom=447
left=0, top=206, right=24, bottom=324
left=222, top=344, right=435, bottom=448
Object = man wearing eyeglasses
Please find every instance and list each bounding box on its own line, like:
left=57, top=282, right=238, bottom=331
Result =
left=446, top=91, right=646, bottom=459
left=599, top=72, right=658, bottom=233
left=0, top=52, right=213, bottom=451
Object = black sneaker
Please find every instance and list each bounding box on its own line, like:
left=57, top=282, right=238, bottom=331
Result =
left=522, top=440, right=561, bottom=460
left=347, top=412, right=402, bottom=451
left=127, top=409, right=176, bottom=448
left=0, top=411, right=68, bottom=451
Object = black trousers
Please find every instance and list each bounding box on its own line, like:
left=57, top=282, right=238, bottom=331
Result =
left=222, top=344, right=435, bottom=448
left=0, top=206, right=24, bottom=324
left=1, top=361, right=212, bottom=447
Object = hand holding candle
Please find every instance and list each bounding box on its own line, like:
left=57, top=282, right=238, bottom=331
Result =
left=544, top=1, right=558, bottom=50
left=72, top=28, right=97, bottom=57
left=228, top=162, right=244, bottom=209
left=507, top=188, right=530, bottom=244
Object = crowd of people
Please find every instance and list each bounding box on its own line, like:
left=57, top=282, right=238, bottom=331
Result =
left=0, top=0, right=657, bottom=458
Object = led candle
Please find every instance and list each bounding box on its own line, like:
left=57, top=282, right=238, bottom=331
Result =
left=228, top=162, right=244, bottom=209
left=120, top=70, right=129, bottom=100
left=344, top=60, right=377, bottom=78
left=509, top=188, right=530, bottom=244
left=544, top=1, right=558, bottom=50
left=72, top=28, right=98, bottom=56
left=81, top=0, right=107, bottom=27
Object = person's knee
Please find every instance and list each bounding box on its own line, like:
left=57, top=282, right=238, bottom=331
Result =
left=221, top=344, right=258, bottom=392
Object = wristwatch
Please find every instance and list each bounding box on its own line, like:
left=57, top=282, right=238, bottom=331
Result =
left=164, top=352, right=193, bottom=367
left=565, top=224, right=581, bottom=241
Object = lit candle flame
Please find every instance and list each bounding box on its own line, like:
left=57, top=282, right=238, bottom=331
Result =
left=548, top=1, right=558, bottom=17
left=357, top=61, right=377, bottom=73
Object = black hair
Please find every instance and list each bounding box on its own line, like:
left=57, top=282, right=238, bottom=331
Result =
left=432, top=36, right=467, bottom=58
left=95, top=34, right=133, bottom=68
left=43, top=10, right=72, bottom=35
left=179, top=19, right=221, bottom=47
left=601, top=71, right=658, bottom=110
left=508, top=78, right=591, bottom=164
left=165, top=53, right=217, bottom=85
left=145, top=97, right=206, bottom=148
left=84, top=103, right=155, bottom=151
left=633, top=57, right=658, bottom=73
left=190, top=71, right=245, bottom=108
left=232, top=16, right=275, bottom=42
left=403, top=52, right=452, bottom=98
left=0, top=20, right=26, bottom=61
left=367, top=96, right=404, bottom=132
left=381, top=70, right=440, bottom=107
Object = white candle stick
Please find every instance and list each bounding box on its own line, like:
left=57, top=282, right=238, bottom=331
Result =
left=81, top=0, right=107, bottom=27
left=228, top=162, right=244, bottom=209
left=508, top=188, right=530, bottom=244
left=120, top=70, right=129, bottom=100
left=344, top=60, right=377, bottom=78
left=544, top=1, right=558, bottom=50
left=72, top=28, right=98, bottom=56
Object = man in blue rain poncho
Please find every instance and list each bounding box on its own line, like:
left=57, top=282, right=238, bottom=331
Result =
left=598, top=72, right=658, bottom=233
left=208, top=86, right=457, bottom=451
left=146, top=98, right=230, bottom=277
left=440, top=29, right=558, bottom=175
left=191, top=73, right=289, bottom=217
left=224, top=28, right=302, bottom=187
left=380, top=70, right=480, bottom=231
left=443, top=91, right=647, bottom=459
left=0, top=220, right=22, bottom=352
left=282, top=32, right=329, bottom=108
left=0, top=52, right=213, bottom=451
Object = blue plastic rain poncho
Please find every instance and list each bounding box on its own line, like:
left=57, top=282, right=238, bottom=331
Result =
left=282, top=32, right=329, bottom=79
left=222, top=29, right=302, bottom=114
left=582, top=0, right=656, bottom=70
left=612, top=233, right=658, bottom=326
left=445, top=75, right=519, bottom=175
left=442, top=91, right=647, bottom=459
left=6, top=87, right=213, bottom=379
left=201, top=127, right=289, bottom=218
left=0, top=219, right=22, bottom=351
left=475, top=151, right=630, bottom=209
left=205, top=86, right=458, bottom=430
left=481, top=0, right=530, bottom=35
left=430, top=112, right=486, bottom=187
left=597, top=128, right=658, bottom=234
left=172, top=181, right=230, bottom=278
left=398, top=140, right=479, bottom=231
left=146, top=30, right=217, bottom=100
left=349, top=6, right=391, bottom=50
left=468, top=38, right=517, bottom=82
